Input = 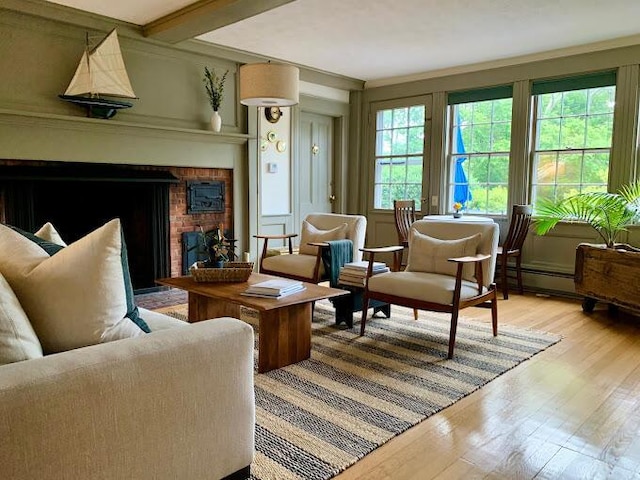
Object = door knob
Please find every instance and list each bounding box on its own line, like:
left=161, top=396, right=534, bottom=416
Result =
left=329, top=195, right=336, bottom=202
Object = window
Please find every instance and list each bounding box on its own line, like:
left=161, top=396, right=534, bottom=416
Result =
left=531, top=72, right=616, bottom=207
left=373, top=105, right=425, bottom=209
left=448, top=86, right=513, bottom=215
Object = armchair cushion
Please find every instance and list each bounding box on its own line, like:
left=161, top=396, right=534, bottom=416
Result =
left=407, top=230, right=481, bottom=281
left=303, top=213, right=367, bottom=262
left=262, top=253, right=325, bottom=279
left=410, top=220, right=499, bottom=287
left=299, top=221, right=348, bottom=256
left=368, top=271, right=489, bottom=304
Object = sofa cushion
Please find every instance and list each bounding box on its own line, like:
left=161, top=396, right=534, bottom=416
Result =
left=0, top=219, right=149, bottom=353
left=0, top=272, right=43, bottom=365
left=11, top=222, right=149, bottom=336
left=34, top=222, right=67, bottom=247
left=10, top=226, right=64, bottom=256
left=298, top=220, right=348, bottom=256
left=406, top=230, right=481, bottom=282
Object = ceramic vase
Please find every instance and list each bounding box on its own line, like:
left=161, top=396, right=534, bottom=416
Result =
left=211, top=110, right=222, bottom=132
left=453, top=211, right=463, bottom=218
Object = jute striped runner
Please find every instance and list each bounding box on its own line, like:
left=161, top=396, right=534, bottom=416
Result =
left=163, top=301, right=560, bottom=480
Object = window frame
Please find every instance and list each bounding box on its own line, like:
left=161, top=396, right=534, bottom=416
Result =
left=446, top=86, right=514, bottom=216
left=369, top=96, right=431, bottom=212
left=529, top=72, right=617, bottom=208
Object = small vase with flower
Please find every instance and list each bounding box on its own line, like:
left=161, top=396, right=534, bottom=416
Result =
left=203, top=67, right=228, bottom=133
left=453, top=202, right=464, bottom=218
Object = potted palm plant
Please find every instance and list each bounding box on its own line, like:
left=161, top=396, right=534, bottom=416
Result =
left=534, top=182, right=640, bottom=312
left=203, top=67, right=228, bottom=132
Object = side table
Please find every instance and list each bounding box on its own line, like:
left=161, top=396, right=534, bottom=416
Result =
left=330, top=284, right=390, bottom=328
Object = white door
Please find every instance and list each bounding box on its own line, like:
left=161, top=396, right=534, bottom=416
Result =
left=299, top=112, right=334, bottom=220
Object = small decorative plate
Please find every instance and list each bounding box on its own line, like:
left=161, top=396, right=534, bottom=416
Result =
left=267, top=131, right=277, bottom=143
left=276, top=140, right=287, bottom=152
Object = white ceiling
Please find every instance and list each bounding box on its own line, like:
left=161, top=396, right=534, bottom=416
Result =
left=45, top=0, right=640, bottom=87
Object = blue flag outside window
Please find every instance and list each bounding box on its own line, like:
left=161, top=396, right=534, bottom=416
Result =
left=454, top=111, right=472, bottom=206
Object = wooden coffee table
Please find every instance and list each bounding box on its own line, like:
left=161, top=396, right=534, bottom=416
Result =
left=156, top=273, right=346, bottom=373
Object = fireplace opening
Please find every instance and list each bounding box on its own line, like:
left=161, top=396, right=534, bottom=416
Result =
left=0, top=163, right=177, bottom=291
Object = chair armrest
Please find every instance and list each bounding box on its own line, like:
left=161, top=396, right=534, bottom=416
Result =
left=447, top=253, right=491, bottom=263
left=360, top=245, right=405, bottom=254
left=254, top=233, right=298, bottom=239
left=255, top=233, right=298, bottom=263
left=448, top=253, right=491, bottom=293
left=307, top=241, right=329, bottom=248
left=360, top=245, right=404, bottom=273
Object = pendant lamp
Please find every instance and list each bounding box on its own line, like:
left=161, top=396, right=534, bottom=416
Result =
left=239, top=62, right=299, bottom=106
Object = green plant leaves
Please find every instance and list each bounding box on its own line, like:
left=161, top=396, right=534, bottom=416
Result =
left=203, top=67, right=229, bottom=112
left=533, top=182, right=640, bottom=247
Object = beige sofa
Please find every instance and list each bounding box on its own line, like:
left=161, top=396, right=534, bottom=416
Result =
left=0, top=219, right=255, bottom=478
left=0, top=307, right=256, bottom=480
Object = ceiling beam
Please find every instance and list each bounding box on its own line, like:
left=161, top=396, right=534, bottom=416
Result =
left=143, top=0, right=295, bottom=44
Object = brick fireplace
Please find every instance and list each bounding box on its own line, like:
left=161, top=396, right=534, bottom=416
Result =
left=0, top=160, right=233, bottom=291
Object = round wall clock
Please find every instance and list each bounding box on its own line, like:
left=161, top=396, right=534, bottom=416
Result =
left=265, top=106, right=282, bottom=123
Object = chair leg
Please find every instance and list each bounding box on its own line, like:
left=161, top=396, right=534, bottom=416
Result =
left=413, top=309, right=418, bottom=320
left=491, top=294, right=498, bottom=336
left=447, top=310, right=460, bottom=359
left=516, top=255, right=524, bottom=294
left=360, top=295, right=370, bottom=336
left=500, top=255, right=509, bottom=300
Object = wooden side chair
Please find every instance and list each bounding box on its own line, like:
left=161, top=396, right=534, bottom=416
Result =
left=497, top=204, right=533, bottom=299
left=393, top=199, right=416, bottom=269
left=360, top=220, right=499, bottom=359
left=393, top=199, right=418, bottom=320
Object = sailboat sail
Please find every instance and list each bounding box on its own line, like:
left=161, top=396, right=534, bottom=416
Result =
left=64, top=29, right=136, bottom=99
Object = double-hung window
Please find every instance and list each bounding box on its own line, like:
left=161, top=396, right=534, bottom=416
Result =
left=447, top=86, right=513, bottom=215
left=373, top=103, right=426, bottom=209
left=531, top=71, right=616, bottom=207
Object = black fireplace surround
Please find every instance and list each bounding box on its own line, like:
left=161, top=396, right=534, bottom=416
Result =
left=0, top=163, right=179, bottom=292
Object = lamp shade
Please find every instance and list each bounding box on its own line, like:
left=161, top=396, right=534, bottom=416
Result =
left=239, top=63, right=299, bottom=106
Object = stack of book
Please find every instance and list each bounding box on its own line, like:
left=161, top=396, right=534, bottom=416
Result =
left=241, top=278, right=306, bottom=299
left=338, top=261, right=390, bottom=287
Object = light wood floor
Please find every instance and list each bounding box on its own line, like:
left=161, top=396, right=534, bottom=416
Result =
left=335, top=293, right=640, bottom=480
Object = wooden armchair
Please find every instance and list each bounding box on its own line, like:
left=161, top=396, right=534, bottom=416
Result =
left=360, top=220, right=499, bottom=359
left=255, top=213, right=367, bottom=284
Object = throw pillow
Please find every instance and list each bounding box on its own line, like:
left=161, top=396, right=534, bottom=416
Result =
left=9, top=225, right=64, bottom=256
left=0, top=272, right=43, bottom=365
left=406, top=230, right=482, bottom=281
left=0, top=219, right=149, bottom=354
left=299, top=221, right=349, bottom=256
left=34, top=222, right=67, bottom=247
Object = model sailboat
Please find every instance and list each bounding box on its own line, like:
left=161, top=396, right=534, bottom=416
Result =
left=59, top=29, right=136, bottom=119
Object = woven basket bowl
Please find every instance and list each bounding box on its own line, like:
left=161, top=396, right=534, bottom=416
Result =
left=190, top=261, right=254, bottom=283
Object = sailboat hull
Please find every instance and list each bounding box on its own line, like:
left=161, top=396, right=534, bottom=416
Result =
left=59, top=94, right=133, bottom=119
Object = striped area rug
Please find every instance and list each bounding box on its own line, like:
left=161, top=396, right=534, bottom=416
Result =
left=162, top=301, right=561, bottom=480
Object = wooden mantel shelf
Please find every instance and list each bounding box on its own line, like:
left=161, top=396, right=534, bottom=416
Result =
left=0, top=108, right=253, bottom=145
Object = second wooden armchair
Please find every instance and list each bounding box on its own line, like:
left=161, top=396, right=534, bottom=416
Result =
left=255, top=213, right=367, bottom=284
